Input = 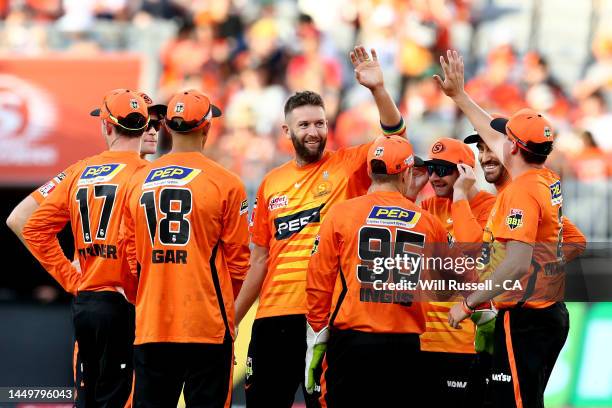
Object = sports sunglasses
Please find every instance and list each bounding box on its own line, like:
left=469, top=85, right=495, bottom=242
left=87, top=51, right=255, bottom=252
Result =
left=147, top=118, right=163, bottom=132
left=426, top=164, right=457, bottom=177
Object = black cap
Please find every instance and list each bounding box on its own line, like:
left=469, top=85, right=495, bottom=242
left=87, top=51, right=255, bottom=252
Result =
left=463, top=133, right=482, bottom=144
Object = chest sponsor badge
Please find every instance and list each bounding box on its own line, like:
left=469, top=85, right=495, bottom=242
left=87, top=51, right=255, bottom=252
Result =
left=505, top=208, right=524, bottom=230
left=312, top=180, right=332, bottom=198
left=269, top=195, right=288, bottom=211
left=143, top=165, right=201, bottom=188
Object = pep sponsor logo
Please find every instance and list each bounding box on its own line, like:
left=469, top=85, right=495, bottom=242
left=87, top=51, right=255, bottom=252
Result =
left=143, top=165, right=201, bottom=188
left=366, top=206, right=421, bottom=228
left=274, top=203, right=324, bottom=240
left=78, top=163, right=125, bottom=185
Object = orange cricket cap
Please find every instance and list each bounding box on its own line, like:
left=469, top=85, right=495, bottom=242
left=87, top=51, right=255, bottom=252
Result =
left=490, top=108, right=554, bottom=156
left=90, top=89, right=149, bottom=131
left=425, top=137, right=475, bottom=167
left=367, top=136, right=423, bottom=175
left=166, top=89, right=222, bottom=133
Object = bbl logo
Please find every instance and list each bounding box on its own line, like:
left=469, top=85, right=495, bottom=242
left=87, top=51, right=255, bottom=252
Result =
left=175, top=103, right=185, bottom=113
left=374, top=146, right=384, bottom=157
left=130, top=99, right=139, bottom=109
left=506, top=209, right=524, bottom=230
left=432, top=142, right=445, bottom=154
left=544, top=127, right=552, bottom=138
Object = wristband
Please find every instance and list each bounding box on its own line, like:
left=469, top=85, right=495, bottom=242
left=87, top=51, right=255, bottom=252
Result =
left=461, top=299, right=474, bottom=315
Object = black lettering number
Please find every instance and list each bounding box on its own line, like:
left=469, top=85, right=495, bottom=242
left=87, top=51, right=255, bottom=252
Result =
left=94, top=185, right=117, bottom=240
left=140, top=191, right=157, bottom=245
left=139, top=188, right=192, bottom=246
left=357, top=226, right=391, bottom=283
left=76, top=184, right=117, bottom=243
left=392, top=229, right=425, bottom=284
left=76, top=187, right=92, bottom=243
left=357, top=226, right=425, bottom=284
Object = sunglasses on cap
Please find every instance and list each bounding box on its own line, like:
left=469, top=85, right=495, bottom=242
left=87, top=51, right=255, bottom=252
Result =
left=426, top=164, right=457, bottom=177
left=105, top=100, right=150, bottom=131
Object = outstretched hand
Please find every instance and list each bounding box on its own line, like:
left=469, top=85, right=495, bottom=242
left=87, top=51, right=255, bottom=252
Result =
left=350, top=46, right=384, bottom=91
left=433, top=50, right=466, bottom=99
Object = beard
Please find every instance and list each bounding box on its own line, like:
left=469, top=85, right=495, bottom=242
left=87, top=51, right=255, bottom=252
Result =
left=290, top=130, right=326, bottom=164
left=481, top=161, right=505, bottom=184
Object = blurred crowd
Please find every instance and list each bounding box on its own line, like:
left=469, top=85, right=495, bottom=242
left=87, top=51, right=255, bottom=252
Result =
left=1, top=0, right=612, bottom=194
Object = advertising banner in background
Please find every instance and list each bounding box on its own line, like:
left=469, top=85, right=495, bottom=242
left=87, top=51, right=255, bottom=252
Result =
left=0, top=55, right=142, bottom=186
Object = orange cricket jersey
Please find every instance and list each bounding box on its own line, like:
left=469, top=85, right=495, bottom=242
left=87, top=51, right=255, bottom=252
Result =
left=250, top=144, right=374, bottom=319
left=123, top=152, right=250, bottom=345
left=30, top=162, right=83, bottom=205
left=419, top=191, right=495, bottom=354
left=497, top=176, right=585, bottom=255
left=306, top=191, right=451, bottom=334
left=483, top=168, right=564, bottom=309
left=23, top=151, right=147, bottom=295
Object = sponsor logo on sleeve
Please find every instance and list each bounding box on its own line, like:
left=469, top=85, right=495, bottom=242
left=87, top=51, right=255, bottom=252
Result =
left=505, top=208, right=524, bottom=230
left=366, top=206, right=421, bottom=228
left=240, top=199, right=249, bottom=215
left=268, top=195, right=289, bottom=211
left=53, top=171, right=67, bottom=184
left=143, top=165, right=201, bottom=188
left=38, top=180, right=56, bottom=197
left=78, top=163, right=126, bottom=185
left=550, top=180, right=562, bottom=205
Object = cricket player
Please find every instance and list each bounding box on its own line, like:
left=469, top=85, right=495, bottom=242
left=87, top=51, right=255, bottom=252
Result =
left=234, top=46, right=407, bottom=407
left=437, top=50, right=571, bottom=408
left=21, top=89, right=151, bottom=407
left=7, top=91, right=165, bottom=242
left=122, top=89, right=250, bottom=408
left=412, top=137, right=497, bottom=406
left=306, top=135, right=477, bottom=407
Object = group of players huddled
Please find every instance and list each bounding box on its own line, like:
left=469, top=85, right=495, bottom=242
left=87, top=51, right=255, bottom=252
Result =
left=7, top=46, right=585, bottom=408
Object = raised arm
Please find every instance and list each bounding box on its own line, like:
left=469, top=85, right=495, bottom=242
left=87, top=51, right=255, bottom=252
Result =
left=434, top=50, right=505, bottom=161
left=350, top=46, right=405, bottom=135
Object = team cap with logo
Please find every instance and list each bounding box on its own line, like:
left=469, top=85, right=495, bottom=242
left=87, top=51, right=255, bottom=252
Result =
left=89, top=89, right=149, bottom=131
left=367, top=135, right=423, bottom=175
left=490, top=108, right=554, bottom=156
left=165, top=89, right=222, bottom=133
left=425, top=137, right=475, bottom=167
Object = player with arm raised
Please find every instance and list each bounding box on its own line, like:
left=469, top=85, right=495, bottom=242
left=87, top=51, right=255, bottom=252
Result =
left=235, top=46, right=406, bottom=407
left=306, top=135, right=475, bottom=407
left=438, top=51, right=572, bottom=408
